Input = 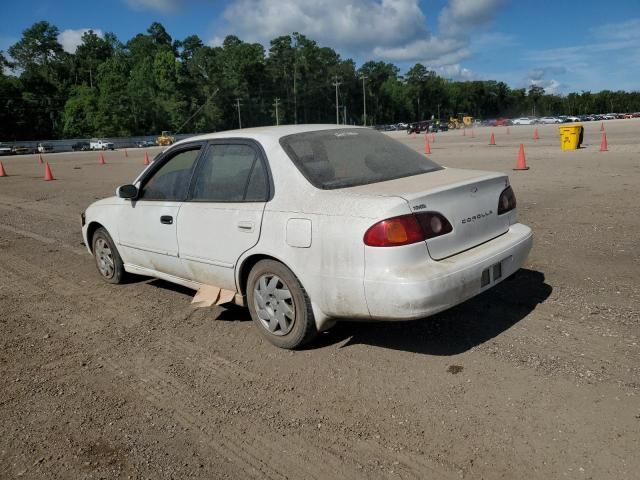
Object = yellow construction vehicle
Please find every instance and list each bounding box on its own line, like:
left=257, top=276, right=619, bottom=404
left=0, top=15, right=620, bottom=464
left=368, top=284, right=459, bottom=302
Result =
left=156, top=131, right=175, bottom=146
left=448, top=114, right=474, bottom=129
left=448, top=117, right=462, bottom=129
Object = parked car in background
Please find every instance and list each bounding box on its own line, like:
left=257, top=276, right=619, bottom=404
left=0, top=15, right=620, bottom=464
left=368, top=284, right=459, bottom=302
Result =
left=0, top=143, right=12, bottom=155
left=407, top=121, right=430, bottom=134
left=539, top=117, right=561, bottom=124
left=513, top=117, right=536, bottom=125
left=72, top=141, right=90, bottom=151
left=82, top=125, right=533, bottom=349
left=37, top=143, right=54, bottom=153
left=136, top=140, right=156, bottom=148
left=565, top=116, right=581, bottom=122
left=90, top=139, right=115, bottom=151
left=11, top=145, right=34, bottom=155
left=495, top=118, right=511, bottom=126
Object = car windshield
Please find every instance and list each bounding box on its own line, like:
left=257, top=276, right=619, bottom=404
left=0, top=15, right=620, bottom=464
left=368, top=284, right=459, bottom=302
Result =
left=280, top=128, right=442, bottom=189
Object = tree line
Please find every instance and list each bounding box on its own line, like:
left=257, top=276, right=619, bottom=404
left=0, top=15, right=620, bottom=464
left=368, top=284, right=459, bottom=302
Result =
left=1, top=21, right=640, bottom=141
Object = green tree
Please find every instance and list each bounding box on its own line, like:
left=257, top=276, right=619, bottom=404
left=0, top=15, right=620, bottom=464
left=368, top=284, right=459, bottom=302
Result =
left=62, top=85, right=98, bottom=136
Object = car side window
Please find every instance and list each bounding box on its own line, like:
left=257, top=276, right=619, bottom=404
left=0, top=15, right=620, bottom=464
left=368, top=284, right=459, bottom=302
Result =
left=139, top=147, right=201, bottom=201
left=191, top=144, right=268, bottom=202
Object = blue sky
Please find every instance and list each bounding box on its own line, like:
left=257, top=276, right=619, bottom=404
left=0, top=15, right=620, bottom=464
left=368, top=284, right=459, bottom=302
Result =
left=2, top=0, right=639, bottom=93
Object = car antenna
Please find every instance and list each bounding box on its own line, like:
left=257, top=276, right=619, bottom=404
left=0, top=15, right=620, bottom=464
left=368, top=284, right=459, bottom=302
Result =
left=173, top=88, right=219, bottom=137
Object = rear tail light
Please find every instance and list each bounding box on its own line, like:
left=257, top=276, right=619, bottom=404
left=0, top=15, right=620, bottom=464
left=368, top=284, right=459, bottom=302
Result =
left=364, top=212, right=452, bottom=247
left=415, top=212, right=453, bottom=239
left=498, top=186, right=517, bottom=214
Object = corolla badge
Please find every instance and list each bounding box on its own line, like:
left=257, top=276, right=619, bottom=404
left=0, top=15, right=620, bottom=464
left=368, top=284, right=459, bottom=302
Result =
left=461, top=210, right=493, bottom=224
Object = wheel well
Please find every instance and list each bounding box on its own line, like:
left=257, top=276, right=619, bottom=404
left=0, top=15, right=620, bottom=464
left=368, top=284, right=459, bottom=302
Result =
left=85, top=221, right=104, bottom=253
left=237, top=254, right=281, bottom=295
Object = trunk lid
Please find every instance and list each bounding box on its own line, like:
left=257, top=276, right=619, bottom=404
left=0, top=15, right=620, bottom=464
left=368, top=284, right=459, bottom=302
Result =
left=347, top=168, right=511, bottom=260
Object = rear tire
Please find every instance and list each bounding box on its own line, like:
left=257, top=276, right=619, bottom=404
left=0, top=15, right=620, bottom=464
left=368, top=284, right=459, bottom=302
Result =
left=92, top=227, right=126, bottom=284
left=247, top=260, right=318, bottom=349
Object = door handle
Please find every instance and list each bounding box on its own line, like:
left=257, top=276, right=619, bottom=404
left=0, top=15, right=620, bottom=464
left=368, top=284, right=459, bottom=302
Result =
left=160, top=215, right=173, bottom=225
left=237, top=221, right=254, bottom=232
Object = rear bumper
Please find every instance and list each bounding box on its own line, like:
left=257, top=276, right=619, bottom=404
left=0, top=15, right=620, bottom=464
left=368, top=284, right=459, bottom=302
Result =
left=364, top=223, right=533, bottom=320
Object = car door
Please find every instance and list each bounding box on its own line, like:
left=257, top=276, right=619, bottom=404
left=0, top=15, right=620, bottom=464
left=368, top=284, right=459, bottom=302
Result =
left=117, top=143, right=203, bottom=278
left=177, top=141, right=270, bottom=290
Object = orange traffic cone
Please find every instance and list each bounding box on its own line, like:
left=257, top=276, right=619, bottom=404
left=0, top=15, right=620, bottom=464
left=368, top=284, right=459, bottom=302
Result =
left=0, top=161, right=7, bottom=177
left=143, top=152, right=150, bottom=165
left=99, top=153, right=105, bottom=165
left=533, top=128, right=540, bottom=140
left=600, top=122, right=605, bottom=132
left=489, top=132, right=496, bottom=145
left=513, top=144, right=529, bottom=170
left=44, top=162, right=55, bottom=181
left=600, top=133, right=608, bottom=151
left=424, top=137, right=431, bottom=154
left=38, top=153, right=44, bottom=164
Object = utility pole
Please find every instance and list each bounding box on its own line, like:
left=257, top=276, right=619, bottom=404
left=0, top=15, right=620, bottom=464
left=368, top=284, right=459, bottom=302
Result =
left=361, top=75, right=368, bottom=126
left=293, top=62, right=298, bottom=124
left=273, top=97, right=280, bottom=126
left=235, top=98, right=242, bottom=129
left=332, top=76, right=342, bottom=125
left=343, top=105, right=347, bottom=125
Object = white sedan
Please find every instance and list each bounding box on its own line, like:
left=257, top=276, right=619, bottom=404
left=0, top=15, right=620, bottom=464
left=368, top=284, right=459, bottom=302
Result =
left=82, top=125, right=533, bottom=349
left=539, top=116, right=561, bottom=124
left=512, top=117, right=537, bottom=125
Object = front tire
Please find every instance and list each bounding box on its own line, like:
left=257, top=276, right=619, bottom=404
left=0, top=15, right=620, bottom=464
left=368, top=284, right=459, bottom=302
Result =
left=247, top=260, right=318, bottom=349
left=92, top=227, right=126, bottom=284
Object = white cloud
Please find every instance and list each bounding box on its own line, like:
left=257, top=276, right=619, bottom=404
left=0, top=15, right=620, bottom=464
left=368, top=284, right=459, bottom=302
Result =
left=57, top=29, right=104, bottom=53
left=590, top=18, right=640, bottom=41
left=522, top=19, right=640, bottom=93
left=373, top=37, right=467, bottom=63
left=212, top=0, right=504, bottom=72
left=220, top=0, right=428, bottom=52
left=124, top=0, right=181, bottom=12
left=438, top=0, right=506, bottom=37
left=433, top=63, right=474, bottom=80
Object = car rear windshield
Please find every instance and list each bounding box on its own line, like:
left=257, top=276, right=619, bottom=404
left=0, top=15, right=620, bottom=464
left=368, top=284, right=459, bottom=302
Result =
left=280, top=128, right=442, bottom=189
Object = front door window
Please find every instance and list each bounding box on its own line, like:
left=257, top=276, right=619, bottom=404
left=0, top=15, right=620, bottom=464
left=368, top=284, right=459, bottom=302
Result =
left=140, top=148, right=201, bottom=201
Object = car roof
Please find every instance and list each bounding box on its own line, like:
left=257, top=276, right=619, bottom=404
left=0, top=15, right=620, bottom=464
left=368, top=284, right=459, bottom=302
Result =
left=173, top=124, right=367, bottom=147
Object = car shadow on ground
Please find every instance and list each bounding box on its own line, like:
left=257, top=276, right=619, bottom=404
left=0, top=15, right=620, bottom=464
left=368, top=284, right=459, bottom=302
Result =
left=307, top=268, right=552, bottom=356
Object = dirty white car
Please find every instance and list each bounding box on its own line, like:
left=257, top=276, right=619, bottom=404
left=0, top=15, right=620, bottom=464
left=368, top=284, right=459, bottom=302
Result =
left=512, top=117, right=536, bottom=125
left=82, top=125, right=533, bottom=349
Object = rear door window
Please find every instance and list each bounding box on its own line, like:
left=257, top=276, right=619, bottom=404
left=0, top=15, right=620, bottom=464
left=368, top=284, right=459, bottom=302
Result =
left=190, top=144, right=268, bottom=202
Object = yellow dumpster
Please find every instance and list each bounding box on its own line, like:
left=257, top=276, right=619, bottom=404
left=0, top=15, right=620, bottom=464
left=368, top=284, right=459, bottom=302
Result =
left=559, top=124, right=583, bottom=150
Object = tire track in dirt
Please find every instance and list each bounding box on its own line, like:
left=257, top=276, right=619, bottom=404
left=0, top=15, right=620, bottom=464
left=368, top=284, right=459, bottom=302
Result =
left=0, top=194, right=77, bottom=222
left=0, top=246, right=371, bottom=478
left=0, top=231, right=456, bottom=479
left=0, top=254, right=296, bottom=479
left=0, top=223, right=86, bottom=256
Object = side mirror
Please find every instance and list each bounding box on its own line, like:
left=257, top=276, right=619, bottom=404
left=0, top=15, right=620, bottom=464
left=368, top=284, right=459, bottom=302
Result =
left=117, top=184, right=138, bottom=199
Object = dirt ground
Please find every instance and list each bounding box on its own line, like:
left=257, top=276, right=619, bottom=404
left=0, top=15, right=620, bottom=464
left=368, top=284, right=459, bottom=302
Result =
left=0, top=120, right=638, bottom=479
